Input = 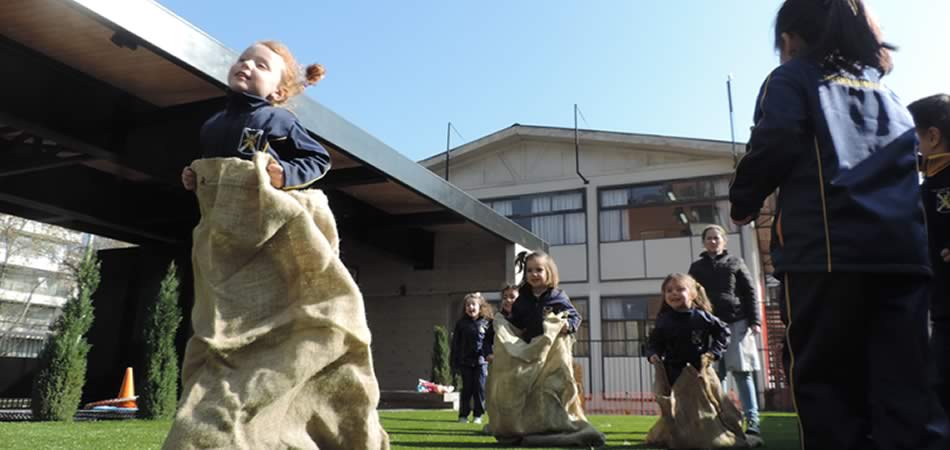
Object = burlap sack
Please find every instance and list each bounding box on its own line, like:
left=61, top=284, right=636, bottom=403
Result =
left=645, top=361, right=748, bottom=448
left=162, top=154, right=389, bottom=450
left=485, top=313, right=605, bottom=447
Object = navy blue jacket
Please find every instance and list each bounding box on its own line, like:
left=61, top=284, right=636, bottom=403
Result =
left=730, top=58, right=930, bottom=275
left=923, top=160, right=950, bottom=320
left=644, top=309, right=730, bottom=370
left=508, top=285, right=581, bottom=343
left=200, top=92, right=331, bottom=189
left=689, top=251, right=760, bottom=326
left=451, top=316, right=493, bottom=367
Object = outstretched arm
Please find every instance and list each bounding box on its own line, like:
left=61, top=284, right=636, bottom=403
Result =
left=730, top=66, right=808, bottom=223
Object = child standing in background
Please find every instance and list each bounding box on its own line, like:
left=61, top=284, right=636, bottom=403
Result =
left=451, top=292, right=494, bottom=424
left=499, top=284, right=519, bottom=318
left=908, top=94, right=950, bottom=418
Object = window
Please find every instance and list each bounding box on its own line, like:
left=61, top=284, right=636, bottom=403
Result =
left=486, top=190, right=586, bottom=245
left=573, top=298, right=590, bottom=356
left=0, top=267, right=73, bottom=297
left=599, top=177, right=735, bottom=242
left=601, top=296, right=661, bottom=356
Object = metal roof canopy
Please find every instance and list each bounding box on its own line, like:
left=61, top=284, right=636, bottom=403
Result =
left=0, top=0, right=545, bottom=257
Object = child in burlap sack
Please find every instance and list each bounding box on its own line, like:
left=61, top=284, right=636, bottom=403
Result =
left=168, top=41, right=389, bottom=450
left=645, top=273, right=761, bottom=448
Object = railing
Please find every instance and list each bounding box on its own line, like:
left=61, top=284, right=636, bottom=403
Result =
left=573, top=339, right=792, bottom=414
left=0, top=331, right=48, bottom=358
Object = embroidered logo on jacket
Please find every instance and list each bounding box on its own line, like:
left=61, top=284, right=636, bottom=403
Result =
left=935, top=188, right=950, bottom=214
left=691, top=330, right=705, bottom=346
left=238, top=128, right=266, bottom=154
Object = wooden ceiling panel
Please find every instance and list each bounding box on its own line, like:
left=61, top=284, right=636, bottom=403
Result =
left=342, top=182, right=442, bottom=215
left=0, top=0, right=220, bottom=106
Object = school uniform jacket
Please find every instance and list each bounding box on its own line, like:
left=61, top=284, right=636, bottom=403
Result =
left=730, top=57, right=930, bottom=276
left=509, top=285, right=581, bottom=343
left=644, top=309, right=730, bottom=370
left=451, top=316, right=494, bottom=367
left=200, top=91, right=331, bottom=189
left=923, top=155, right=950, bottom=320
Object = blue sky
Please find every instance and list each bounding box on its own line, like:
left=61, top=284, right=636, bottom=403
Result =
left=157, top=1, right=949, bottom=162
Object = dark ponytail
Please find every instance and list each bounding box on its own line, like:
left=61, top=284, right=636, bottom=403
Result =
left=775, top=0, right=894, bottom=75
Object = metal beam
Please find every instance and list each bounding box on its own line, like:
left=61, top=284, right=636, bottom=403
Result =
left=0, top=192, right=181, bottom=245
left=316, top=166, right=387, bottom=189
left=342, top=210, right=465, bottom=230
left=0, top=167, right=193, bottom=245
left=64, top=0, right=548, bottom=252
left=0, top=150, right=92, bottom=178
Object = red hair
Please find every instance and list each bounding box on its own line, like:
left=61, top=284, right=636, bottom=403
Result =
left=257, top=40, right=325, bottom=105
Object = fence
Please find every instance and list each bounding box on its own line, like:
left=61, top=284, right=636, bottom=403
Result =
left=0, top=332, right=48, bottom=358
left=573, top=339, right=792, bottom=415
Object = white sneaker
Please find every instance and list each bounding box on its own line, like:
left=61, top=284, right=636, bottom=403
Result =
left=473, top=417, right=483, bottom=424
left=458, top=417, right=468, bottom=423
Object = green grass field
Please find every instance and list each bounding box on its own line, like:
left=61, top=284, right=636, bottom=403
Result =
left=0, top=410, right=801, bottom=449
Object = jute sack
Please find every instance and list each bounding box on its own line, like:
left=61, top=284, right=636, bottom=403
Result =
left=484, top=313, right=605, bottom=447
left=645, top=361, right=749, bottom=448
left=162, top=154, right=389, bottom=450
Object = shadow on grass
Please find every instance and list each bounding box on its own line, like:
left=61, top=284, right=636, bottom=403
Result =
left=391, top=442, right=502, bottom=449
left=380, top=415, right=456, bottom=423
left=386, top=428, right=488, bottom=437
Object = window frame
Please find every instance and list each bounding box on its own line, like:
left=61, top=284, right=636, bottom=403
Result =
left=483, top=189, right=587, bottom=245
left=600, top=295, right=660, bottom=357
left=597, top=175, right=735, bottom=243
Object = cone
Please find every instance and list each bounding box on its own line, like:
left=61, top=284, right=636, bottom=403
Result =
left=116, top=367, right=137, bottom=408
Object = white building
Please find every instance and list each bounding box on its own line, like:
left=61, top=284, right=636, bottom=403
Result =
left=421, top=125, right=773, bottom=409
left=0, top=214, right=129, bottom=357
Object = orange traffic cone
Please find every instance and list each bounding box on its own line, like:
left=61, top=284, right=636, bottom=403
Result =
left=116, top=367, right=137, bottom=408
left=82, top=367, right=139, bottom=410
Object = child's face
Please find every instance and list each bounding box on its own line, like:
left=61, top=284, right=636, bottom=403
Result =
left=663, top=279, right=694, bottom=312
left=525, top=258, right=548, bottom=290
left=501, top=288, right=518, bottom=312
left=464, top=299, right=480, bottom=319
left=229, top=44, right=286, bottom=103
left=703, top=229, right=726, bottom=255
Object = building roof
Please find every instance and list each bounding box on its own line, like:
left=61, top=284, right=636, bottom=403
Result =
left=0, top=0, right=545, bottom=251
left=419, top=124, right=743, bottom=169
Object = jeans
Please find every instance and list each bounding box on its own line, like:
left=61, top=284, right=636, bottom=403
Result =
left=459, top=364, right=487, bottom=419
left=718, top=362, right=760, bottom=432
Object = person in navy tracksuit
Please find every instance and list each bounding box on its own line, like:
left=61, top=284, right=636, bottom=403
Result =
left=909, top=94, right=950, bottom=423
left=729, top=1, right=947, bottom=448
left=451, top=292, right=494, bottom=424
left=181, top=41, right=331, bottom=191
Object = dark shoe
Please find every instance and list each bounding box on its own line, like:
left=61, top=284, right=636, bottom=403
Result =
left=745, top=430, right=765, bottom=448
